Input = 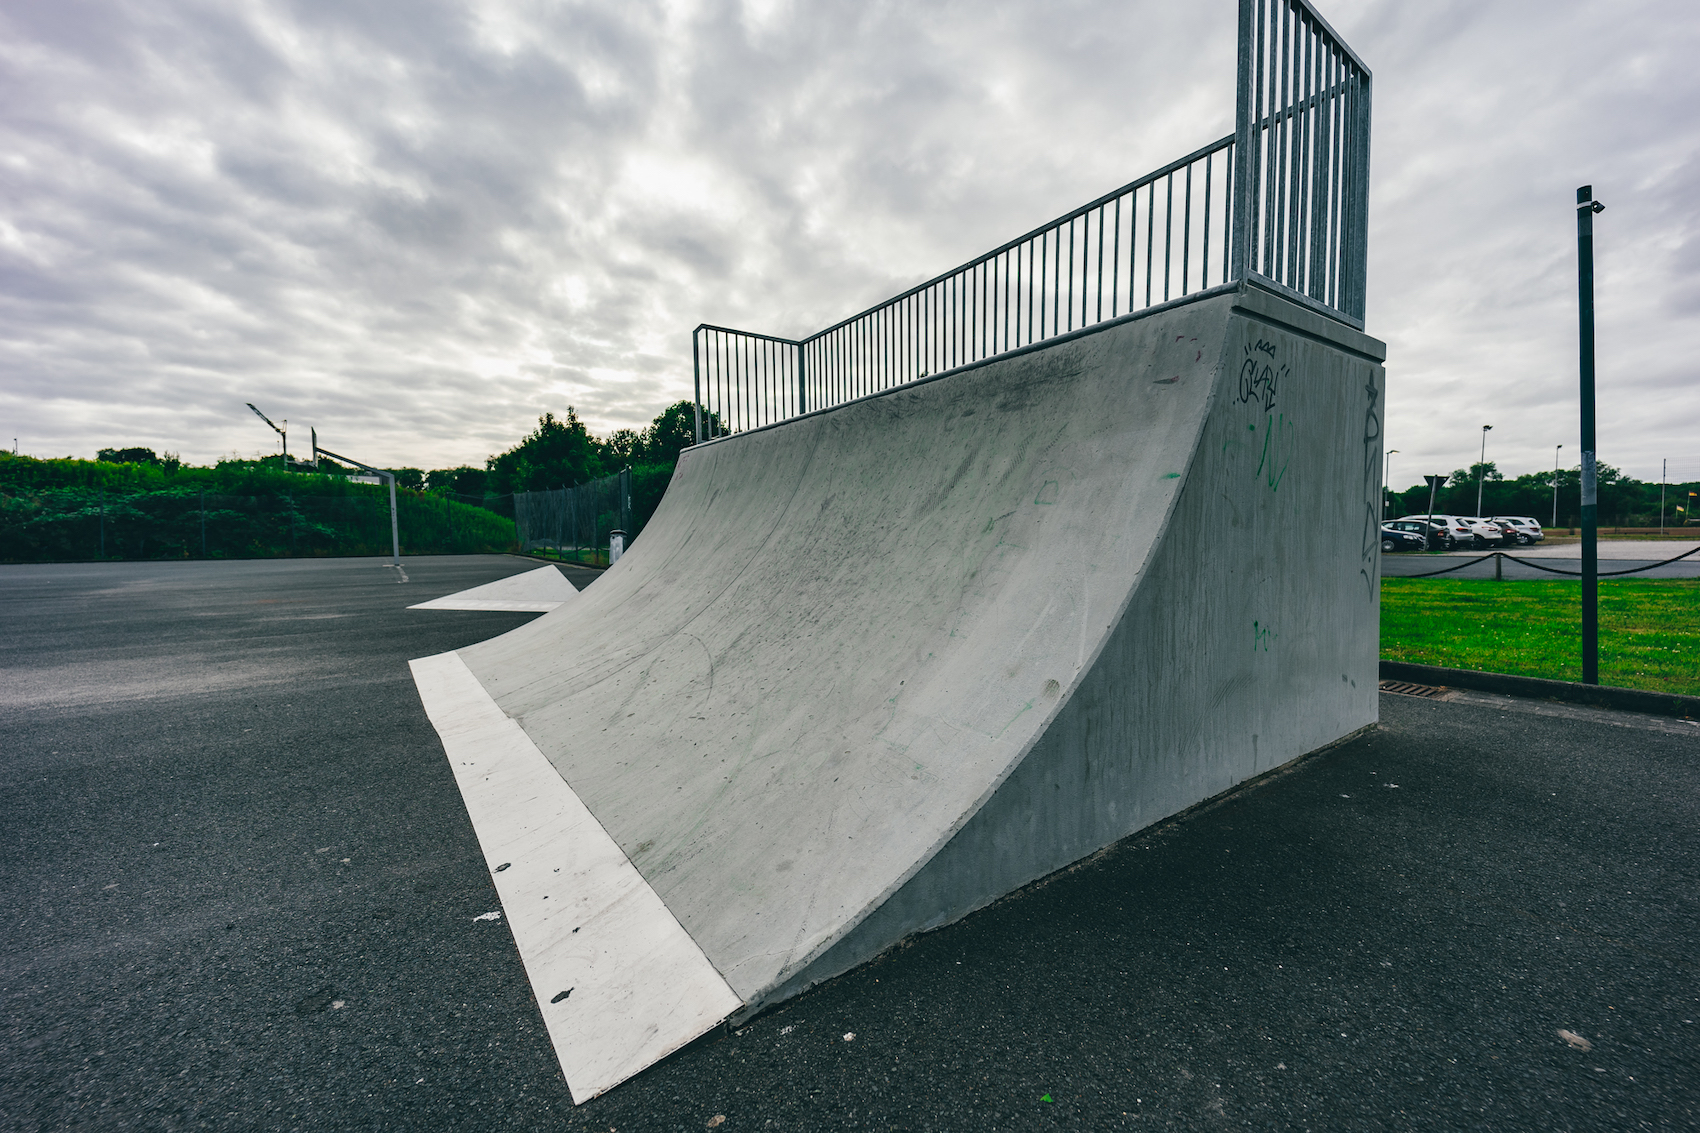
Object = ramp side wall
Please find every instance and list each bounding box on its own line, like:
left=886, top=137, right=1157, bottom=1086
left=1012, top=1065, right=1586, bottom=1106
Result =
left=753, top=286, right=1385, bottom=1012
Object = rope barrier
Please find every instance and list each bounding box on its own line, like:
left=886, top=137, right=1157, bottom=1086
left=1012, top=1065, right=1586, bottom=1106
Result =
left=1393, top=544, right=1700, bottom=580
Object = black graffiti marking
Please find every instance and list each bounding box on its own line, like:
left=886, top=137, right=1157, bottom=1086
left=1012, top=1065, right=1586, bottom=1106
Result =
left=1358, top=376, right=1383, bottom=594
left=1254, top=339, right=1277, bottom=357
left=1237, top=345, right=1285, bottom=413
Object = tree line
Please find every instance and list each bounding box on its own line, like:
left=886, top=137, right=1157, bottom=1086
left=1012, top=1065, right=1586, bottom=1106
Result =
left=0, top=400, right=715, bottom=562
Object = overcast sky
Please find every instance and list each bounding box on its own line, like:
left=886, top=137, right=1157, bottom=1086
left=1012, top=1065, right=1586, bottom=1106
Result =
left=2, top=0, right=1696, bottom=486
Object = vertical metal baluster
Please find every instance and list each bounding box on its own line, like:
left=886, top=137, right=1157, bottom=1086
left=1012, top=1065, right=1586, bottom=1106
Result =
left=1293, top=2, right=1307, bottom=286
left=1202, top=153, right=1213, bottom=288
left=1261, top=0, right=1276, bottom=277
left=1039, top=232, right=1047, bottom=339
left=1145, top=183, right=1156, bottom=307
left=1224, top=139, right=1234, bottom=282
left=1024, top=240, right=1032, bottom=345
left=691, top=330, right=702, bottom=443
left=1163, top=173, right=1174, bottom=302
left=1182, top=162, right=1193, bottom=295
left=1327, top=49, right=1342, bottom=308
left=1065, top=218, right=1073, bottom=332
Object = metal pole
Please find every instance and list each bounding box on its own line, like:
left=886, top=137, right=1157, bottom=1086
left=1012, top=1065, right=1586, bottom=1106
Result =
left=385, top=471, right=400, bottom=567
left=200, top=486, right=206, bottom=557
left=1230, top=0, right=1255, bottom=284
left=1660, top=458, right=1666, bottom=535
left=692, top=330, right=703, bottom=444
left=1476, top=425, right=1492, bottom=515
left=797, top=343, right=807, bottom=416
left=1552, top=444, right=1562, bottom=528
left=1424, top=474, right=1446, bottom=527
left=1383, top=449, right=1398, bottom=520
left=1576, top=184, right=1604, bottom=685
left=99, top=489, right=105, bottom=559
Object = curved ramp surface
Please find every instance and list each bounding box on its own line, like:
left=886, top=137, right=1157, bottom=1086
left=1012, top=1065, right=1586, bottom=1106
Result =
left=412, top=283, right=1386, bottom=1101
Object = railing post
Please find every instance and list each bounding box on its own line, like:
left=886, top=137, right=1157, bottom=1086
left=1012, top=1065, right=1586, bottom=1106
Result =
left=1343, top=67, right=1372, bottom=321
left=797, top=342, right=807, bottom=416
left=1231, top=0, right=1257, bottom=284
left=692, top=329, right=704, bottom=444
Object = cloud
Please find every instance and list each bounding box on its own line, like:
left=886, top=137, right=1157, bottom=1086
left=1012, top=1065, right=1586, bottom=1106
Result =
left=0, top=0, right=1695, bottom=482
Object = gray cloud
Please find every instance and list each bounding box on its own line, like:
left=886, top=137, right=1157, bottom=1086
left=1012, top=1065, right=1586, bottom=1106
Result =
left=1, top=0, right=1695, bottom=483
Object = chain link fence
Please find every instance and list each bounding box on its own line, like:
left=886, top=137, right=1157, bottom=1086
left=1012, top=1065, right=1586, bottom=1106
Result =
left=513, top=468, right=634, bottom=566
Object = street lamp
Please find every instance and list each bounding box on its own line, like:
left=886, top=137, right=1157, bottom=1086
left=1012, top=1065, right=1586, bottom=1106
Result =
left=1551, top=443, right=1563, bottom=528
left=1383, top=450, right=1399, bottom=520
left=1475, top=425, right=1493, bottom=516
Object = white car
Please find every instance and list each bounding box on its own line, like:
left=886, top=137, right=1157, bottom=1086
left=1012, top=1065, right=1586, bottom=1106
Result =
left=1457, top=517, right=1508, bottom=547
left=1397, top=514, right=1473, bottom=549
left=1492, top=516, right=1545, bottom=544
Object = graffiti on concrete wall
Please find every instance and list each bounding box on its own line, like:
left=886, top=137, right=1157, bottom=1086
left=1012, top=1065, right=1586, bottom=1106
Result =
left=1235, top=344, right=1294, bottom=493
left=1359, top=375, right=1383, bottom=594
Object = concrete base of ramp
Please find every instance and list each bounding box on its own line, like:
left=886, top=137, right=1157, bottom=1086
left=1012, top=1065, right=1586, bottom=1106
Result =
left=412, top=280, right=1386, bottom=1100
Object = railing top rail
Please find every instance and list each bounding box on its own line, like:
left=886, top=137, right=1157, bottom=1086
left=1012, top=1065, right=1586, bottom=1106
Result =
left=692, top=323, right=802, bottom=345
left=1282, top=0, right=1371, bottom=76
left=791, top=132, right=1236, bottom=347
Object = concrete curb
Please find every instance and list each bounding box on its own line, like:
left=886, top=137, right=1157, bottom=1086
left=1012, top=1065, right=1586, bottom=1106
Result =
left=1379, top=660, right=1700, bottom=720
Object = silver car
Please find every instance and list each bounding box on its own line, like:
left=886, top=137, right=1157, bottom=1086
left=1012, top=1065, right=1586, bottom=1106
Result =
left=1492, top=516, right=1545, bottom=544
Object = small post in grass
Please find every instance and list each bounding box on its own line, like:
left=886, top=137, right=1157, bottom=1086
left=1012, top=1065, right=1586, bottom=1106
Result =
left=1576, top=185, right=1605, bottom=685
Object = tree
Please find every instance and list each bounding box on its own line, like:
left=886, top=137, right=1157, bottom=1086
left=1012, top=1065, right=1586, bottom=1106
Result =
left=485, top=408, right=605, bottom=494
left=640, top=401, right=704, bottom=465
left=606, top=429, right=642, bottom=464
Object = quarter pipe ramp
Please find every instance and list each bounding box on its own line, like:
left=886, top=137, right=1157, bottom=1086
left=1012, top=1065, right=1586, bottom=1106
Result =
left=411, top=280, right=1386, bottom=1101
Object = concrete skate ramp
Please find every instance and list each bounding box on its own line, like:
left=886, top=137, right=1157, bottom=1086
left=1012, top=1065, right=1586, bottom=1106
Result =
left=411, top=281, right=1386, bottom=1101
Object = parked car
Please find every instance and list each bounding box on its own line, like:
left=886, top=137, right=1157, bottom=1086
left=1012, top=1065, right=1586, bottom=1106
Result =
left=1385, top=518, right=1450, bottom=550
left=1379, top=524, right=1427, bottom=553
left=1466, top=517, right=1511, bottom=547
left=1492, top=515, right=1545, bottom=544
left=1397, top=514, right=1473, bottom=548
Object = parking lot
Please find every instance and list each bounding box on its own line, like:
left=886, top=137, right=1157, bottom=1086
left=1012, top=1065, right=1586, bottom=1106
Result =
left=4, top=555, right=1698, bottom=1131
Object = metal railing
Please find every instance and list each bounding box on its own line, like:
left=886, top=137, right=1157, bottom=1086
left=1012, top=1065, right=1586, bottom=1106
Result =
left=1232, top=0, right=1371, bottom=321
left=692, top=0, right=1370, bottom=443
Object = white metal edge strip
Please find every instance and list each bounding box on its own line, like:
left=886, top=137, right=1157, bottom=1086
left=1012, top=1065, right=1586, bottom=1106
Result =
left=409, top=651, right=741, bottom=1104
left=408, top=565, right=580, bottom=611
left=409, top=598, right=565, bottom=611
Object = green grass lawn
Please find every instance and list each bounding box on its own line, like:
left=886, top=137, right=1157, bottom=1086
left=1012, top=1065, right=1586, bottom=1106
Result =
left=1381, top=578, right=1700, bottom=696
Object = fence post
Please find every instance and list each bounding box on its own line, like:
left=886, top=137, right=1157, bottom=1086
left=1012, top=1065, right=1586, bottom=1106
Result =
left=99, top=489, right=105, bottom=559
left=620, top=467, right=633, bottom=538
left=200, top=487, right=206, bottom=557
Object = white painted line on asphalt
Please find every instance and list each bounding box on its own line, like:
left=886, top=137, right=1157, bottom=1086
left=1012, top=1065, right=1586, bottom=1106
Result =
left=409, top=651, right=740, bottom=1104
left=409, top=565, right=580, bottom=611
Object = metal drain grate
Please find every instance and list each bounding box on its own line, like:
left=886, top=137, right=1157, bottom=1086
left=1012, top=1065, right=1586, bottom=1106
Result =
left=1379, top=679, right=1449, bottom=699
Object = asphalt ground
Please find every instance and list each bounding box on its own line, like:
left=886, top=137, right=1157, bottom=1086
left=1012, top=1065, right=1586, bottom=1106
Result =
left=3, top=555, right=1697, bottom=1132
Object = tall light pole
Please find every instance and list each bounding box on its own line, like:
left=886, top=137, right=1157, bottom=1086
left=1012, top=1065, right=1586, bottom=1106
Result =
left=1475, top=425, right=1493, bottom=516
left=1660, top=458, right=1667, bottom=535
left=1551, top=443, right=1563, bottom=528
left=1576, top=184, right=1605, bottom=685
left=1383, top=450, right=1399, bottom=519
